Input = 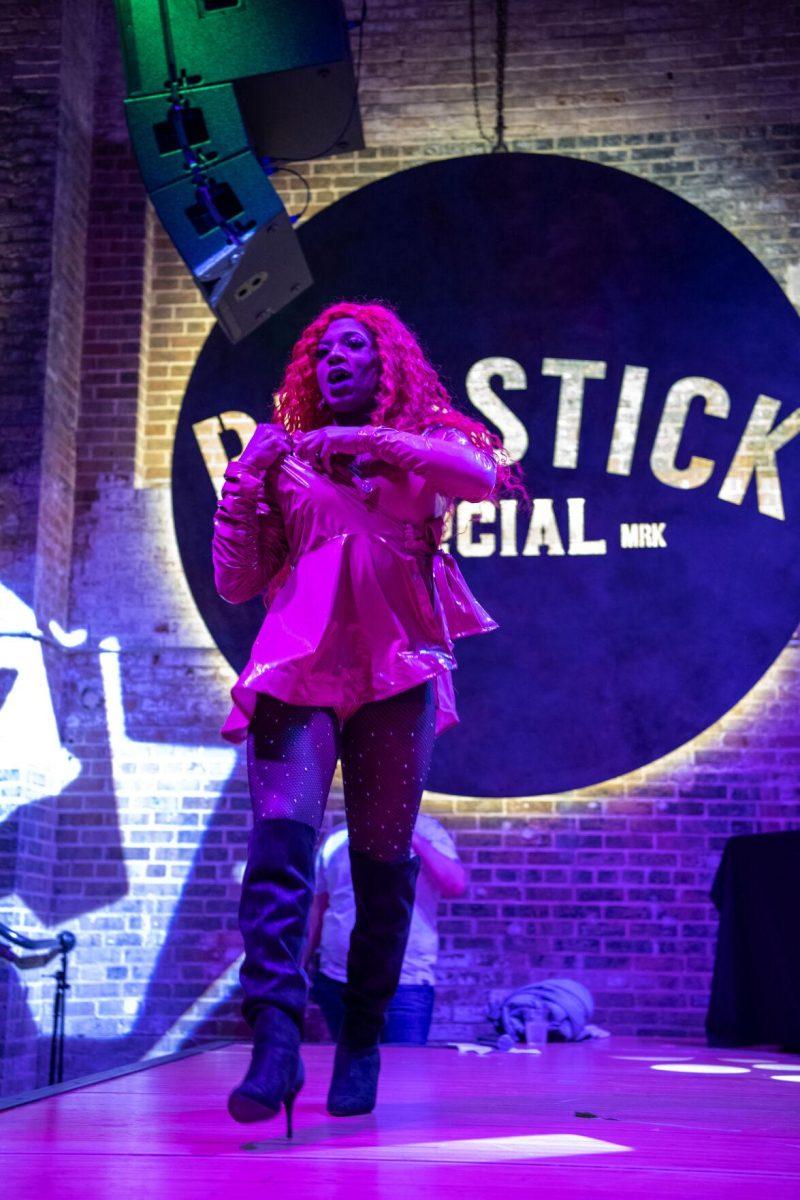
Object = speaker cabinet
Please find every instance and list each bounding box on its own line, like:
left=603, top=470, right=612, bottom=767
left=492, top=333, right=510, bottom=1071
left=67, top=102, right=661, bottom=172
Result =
left=113, top=0, right=363, bottom=341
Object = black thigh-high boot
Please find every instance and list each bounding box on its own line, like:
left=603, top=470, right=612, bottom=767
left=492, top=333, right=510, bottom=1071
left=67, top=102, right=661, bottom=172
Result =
left=326, top=847, right=421, bottom=1116
left=227, top=817, right=317, bottom=1135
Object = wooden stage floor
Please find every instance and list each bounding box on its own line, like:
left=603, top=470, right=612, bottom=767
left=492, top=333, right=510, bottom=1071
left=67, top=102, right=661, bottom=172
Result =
left=3, top=1037, right=800, bottom=1198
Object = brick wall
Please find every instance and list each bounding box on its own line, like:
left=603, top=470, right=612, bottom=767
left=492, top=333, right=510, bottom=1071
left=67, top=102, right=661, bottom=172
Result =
left=0, top=0, right=96, bottom=1095
left=2, top=0, right=800, bottom=1094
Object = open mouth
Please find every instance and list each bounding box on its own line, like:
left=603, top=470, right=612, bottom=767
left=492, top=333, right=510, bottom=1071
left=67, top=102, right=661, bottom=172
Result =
left=328, top=368, right=352, bottom=385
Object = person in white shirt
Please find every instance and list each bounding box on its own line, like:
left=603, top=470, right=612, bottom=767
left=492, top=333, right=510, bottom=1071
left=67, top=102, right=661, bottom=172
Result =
left=303, top=813, right=467, bottom=1043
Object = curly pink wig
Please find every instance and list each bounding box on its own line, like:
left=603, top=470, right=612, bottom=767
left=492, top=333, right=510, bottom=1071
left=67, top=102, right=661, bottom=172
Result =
left=271, top=300, right=530, bottom=510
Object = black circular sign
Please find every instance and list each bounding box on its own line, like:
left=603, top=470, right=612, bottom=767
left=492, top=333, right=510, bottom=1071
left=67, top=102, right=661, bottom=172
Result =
left=173, top=153, right=800, bottom=796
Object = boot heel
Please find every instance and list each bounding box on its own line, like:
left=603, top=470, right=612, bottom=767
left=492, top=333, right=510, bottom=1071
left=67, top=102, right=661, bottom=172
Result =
left=283, top=1057, right=304, bottom=1138
left=283, top=1088, right=297, bottom=1138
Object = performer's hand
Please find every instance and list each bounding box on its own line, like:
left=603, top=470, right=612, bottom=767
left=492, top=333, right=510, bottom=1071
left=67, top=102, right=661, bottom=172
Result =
left=237, top=423, right=292, bottom=471
left=293, top=426, right=362, bottom=475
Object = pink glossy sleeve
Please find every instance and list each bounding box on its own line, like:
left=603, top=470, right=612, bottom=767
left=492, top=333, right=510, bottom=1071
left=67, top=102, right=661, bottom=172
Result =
left=358, top=423, right=497, bottom=502
left=212, top=460, right=289, bottom=604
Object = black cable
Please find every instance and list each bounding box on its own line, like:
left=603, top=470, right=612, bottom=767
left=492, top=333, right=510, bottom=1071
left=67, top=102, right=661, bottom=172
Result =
left=267, top=163, right=312, bottom=224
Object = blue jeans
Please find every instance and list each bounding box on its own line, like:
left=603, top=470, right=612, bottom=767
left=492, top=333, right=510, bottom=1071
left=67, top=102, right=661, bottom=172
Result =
left=311, top=969, right=435, bottom=1044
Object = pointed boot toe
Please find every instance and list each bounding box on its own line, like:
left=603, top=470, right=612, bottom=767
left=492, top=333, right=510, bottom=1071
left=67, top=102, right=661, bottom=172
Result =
left=228, top=1008, right=305, bottom=1131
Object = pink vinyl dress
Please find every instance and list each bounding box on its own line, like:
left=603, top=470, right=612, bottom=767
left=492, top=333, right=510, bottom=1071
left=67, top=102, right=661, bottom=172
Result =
left=211, top=423, right=500, bottom=743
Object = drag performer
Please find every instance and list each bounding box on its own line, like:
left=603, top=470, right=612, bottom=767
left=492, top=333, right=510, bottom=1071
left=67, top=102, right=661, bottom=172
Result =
left=211, top=301, right=527, bottom=1136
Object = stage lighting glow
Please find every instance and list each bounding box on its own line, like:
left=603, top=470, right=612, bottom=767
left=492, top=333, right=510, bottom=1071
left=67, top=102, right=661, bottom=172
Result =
left=48, top=620, right=88, bottom=647
left=770, top=1075, right=800, bottom=1083
left=5, top=635, right=241, bottom=1040
left=0, top=584, right=82, bottom=803
left=274, top=1134, right=632, bottom=1163
left=750, top=1062, right=799, bottom=1070
left=651, top=1064, right=750, bottom=1075
left=145, top=953, right=244, bottom=1059
left=614, top=1055, right=694, bottom=1062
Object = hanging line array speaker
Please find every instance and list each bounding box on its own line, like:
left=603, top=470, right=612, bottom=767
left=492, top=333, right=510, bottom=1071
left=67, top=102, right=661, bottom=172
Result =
left=114, top=0, right=364, bottom=342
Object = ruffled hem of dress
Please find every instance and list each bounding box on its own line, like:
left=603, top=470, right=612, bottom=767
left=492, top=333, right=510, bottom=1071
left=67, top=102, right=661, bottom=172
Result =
left=220, top=659, right=461, bottom=744
left=431, top=552, right=499, bottom=643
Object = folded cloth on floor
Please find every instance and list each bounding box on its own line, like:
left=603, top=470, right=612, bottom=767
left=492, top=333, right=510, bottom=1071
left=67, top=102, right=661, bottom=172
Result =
left=490, top=978, right=601, bottom=1043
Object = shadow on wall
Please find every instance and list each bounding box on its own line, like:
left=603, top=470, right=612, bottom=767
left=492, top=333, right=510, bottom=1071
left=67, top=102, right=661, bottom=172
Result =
left=0, top=583, right=254, bottom=1095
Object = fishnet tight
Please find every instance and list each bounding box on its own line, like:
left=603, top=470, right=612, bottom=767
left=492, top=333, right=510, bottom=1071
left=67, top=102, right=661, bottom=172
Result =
left=246, top=680, right=437, bottom=860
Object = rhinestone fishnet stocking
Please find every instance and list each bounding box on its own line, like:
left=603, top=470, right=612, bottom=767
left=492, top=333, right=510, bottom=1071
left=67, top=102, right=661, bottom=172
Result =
left=341, top=680, right=437, bottom=860
left=247, top=681, right=437, bottom=858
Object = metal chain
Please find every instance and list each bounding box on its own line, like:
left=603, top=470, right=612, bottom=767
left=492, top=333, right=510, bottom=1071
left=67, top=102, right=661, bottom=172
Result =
left=492, top=0, right=510, bottom=152
left=469, top=0, right=492, bottom=146
left=469, top=0, right=510, bottom=153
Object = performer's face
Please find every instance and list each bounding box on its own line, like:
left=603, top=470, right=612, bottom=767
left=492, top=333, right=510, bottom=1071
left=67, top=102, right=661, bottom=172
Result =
left=315, top=318, right=381, bottom=417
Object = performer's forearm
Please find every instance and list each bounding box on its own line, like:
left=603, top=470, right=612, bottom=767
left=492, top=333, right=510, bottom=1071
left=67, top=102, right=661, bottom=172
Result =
left=212, top=460, right=288, bottom=604
left=355, top=425, right=497, bottom=502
